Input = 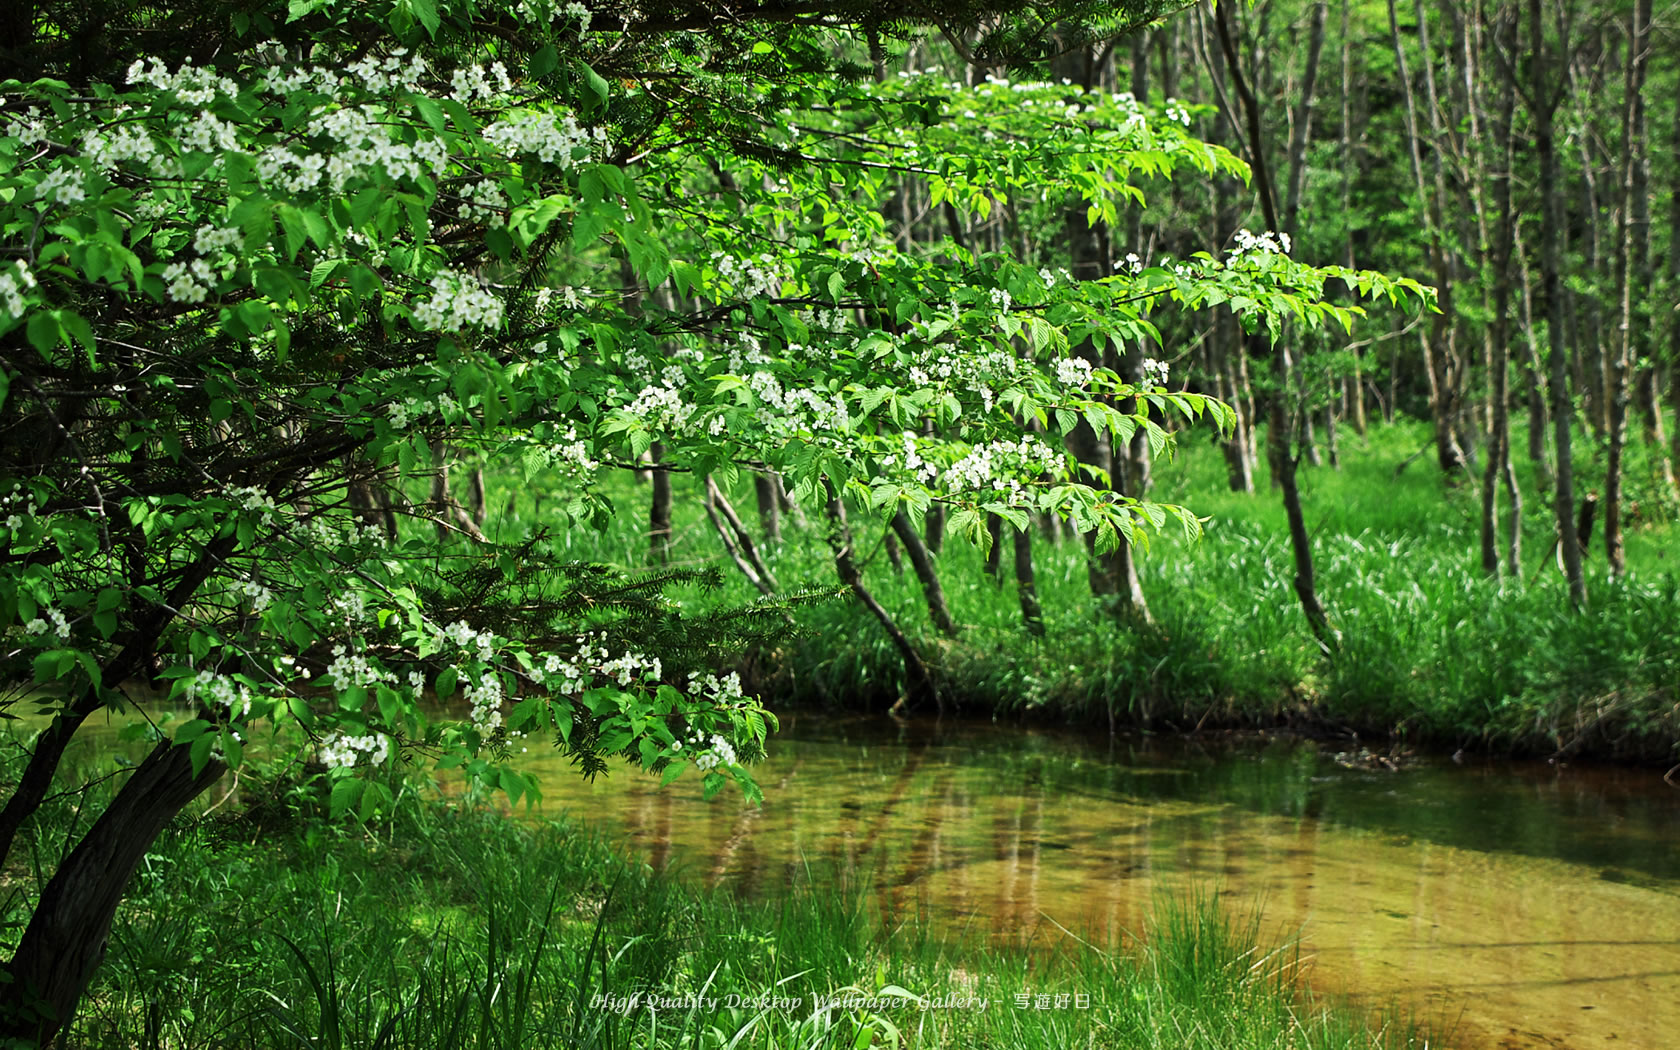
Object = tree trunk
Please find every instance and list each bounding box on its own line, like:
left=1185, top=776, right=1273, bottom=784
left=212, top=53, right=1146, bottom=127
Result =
left=1, top=741, right=225, bottom=1046
left=1012, top=524, right=1046, bottom=636
left=889, top=510, right=959, bottom=637
left=1670, top=83, right=1680, bottom=495
left=1216, top=0, right=1336, bottom=652
left=1388, top=0, right=1467, bottom=473
left=649, top=441, right=672, bottom=563
left=1531, top=0, right=1585, bottom=608
left=1480, top=0, right=1521, bottom=579
left=1340, top=0, right=1368, bottom=437
left=1604, top=0, right=1651, bottom=578
left=705, top=477, right=778, bottom=596
left=982, top=513, right=1004, bottom=580
left=823, top=482, right=941, bottom=714
left=1512, top=220, right=1553, bottom=486
left=753, top=474, right=781, bottom=543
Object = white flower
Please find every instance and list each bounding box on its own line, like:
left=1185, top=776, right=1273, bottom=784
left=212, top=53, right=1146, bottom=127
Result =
left=412, top=270, right=505, bottom=332
left=318, top=732, right=390, bottom=769
left=1055, top=357, right=1094, bottom=388
left=0, top=261, right=36, bottom=320
left=34, top=167, right=87, bottom=205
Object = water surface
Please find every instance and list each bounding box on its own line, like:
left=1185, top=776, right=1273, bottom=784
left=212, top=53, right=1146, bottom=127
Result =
left=517, top=713, right=1680, bottom=1050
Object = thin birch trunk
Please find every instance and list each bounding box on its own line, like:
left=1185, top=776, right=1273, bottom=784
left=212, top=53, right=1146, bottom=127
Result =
left=1530, top=0, right=1585, bottom=607
left=1604, top=0, right=1651, bottom=578
left=1388, top=0, right=1467, bottom=472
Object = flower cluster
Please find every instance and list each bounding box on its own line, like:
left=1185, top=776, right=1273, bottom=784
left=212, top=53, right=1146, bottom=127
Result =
left=902, top=334, right=1019, bottom=413
left=127, top=57, right=237, bottom=104
left=0, top=261, right=37, bottom=321
left=325, top=643, right=387, bottom=693
left=443, top=619, right=497, bottom=661
left=941, top=436, right=1063, bottom=495
left=318, top=732, right=390, bottom=769
left=481, top=110, right=604, bottom=167
left=456, top=179, right=509, bottom=223
left=34, top=167, right=87, bottom=206
left=4, top=107, right=48, bottom=147
left=412, top=270, right=505, bottom=332
left=1230, top=228, right=1292, bottom=258
left=191, top=671, right=254, bottom=719
left=25, top=606, right=72, bottom=642
left=1142, top=357, right=1170, bottom=386
left=161, top=259, right=215, bottom=303
left=1055, top=356, right=1094, bottom=388
left=233, top=578, right=274, bottom=613
left=193, top=224, right=243, bottom=254
left=548, top=428, right=599, bottom=475
left=466, top=672, right=504, bottom=733
left=687, top=670, right=749, bottom=706
left=450, top=61, right=514, bottom=103
left=897, top=432, right=940, bottom=486
left=228, top=485, right=281, bottom=522
left=347, top=48, right=428, bottom=95
left=692, top=734, right=739, bottom=771
left=83, top=125, right=161, bottom=171
left=564, top=1, right=593, bottom=31
left=311, top=105, right=450, bottom=190
left=711, top=252, right=784, bottom=299
left=384, top=391, right=461, bottom=429
left=601, top=650, right=662, bottom=687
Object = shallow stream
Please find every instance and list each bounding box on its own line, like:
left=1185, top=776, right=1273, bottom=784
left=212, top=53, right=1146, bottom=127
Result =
left=517, top=714, right=1680, bottom=1050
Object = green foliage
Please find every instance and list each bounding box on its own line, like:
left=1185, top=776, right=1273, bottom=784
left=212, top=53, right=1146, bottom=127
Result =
left=0, top=0, right=1430, bottom=830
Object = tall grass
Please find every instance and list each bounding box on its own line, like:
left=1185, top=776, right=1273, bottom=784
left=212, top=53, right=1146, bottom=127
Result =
left=66, top=799, right=1427, bottom=1050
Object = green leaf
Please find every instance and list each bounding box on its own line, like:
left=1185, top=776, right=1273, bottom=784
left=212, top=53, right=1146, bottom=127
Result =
left=329, top=776, right=365, bottom=818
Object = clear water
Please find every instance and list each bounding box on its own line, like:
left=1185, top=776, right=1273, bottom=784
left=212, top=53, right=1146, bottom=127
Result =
left=514, top=713, right=1680, bottom=1050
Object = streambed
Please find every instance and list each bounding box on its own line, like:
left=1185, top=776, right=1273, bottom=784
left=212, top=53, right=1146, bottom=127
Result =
left=518, top=714, right=1680, bottom=1050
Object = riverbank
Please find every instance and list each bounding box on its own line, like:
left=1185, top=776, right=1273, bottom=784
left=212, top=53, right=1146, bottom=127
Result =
left=56, top=796, right=1426, bottom=1049
left=507, top=419, right=1679, bottom=764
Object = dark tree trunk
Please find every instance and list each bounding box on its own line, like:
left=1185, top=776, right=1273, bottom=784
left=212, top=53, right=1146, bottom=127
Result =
left=1, top=741, right=226, bottom=1047
left=1604, top=0, right=1652, bottom=578
left=982, top=513, right=1004, bottom=580
left=1670, top=82, right=1680, bottom=494
left=1012, top=524, right=1045, bottom=636
left=649, top=441, right=672, bottom=563
left=1217, top=0, right=1336, bottom=653
left=890, top=510, right=959, bottom=636
left=753, top=474, right=781, bottom=543
left=705, top=477, right=778, bottom=596
left=1388, top=0, right=1467, bottom=473
left=1481, top=0, right=1521, bottom=579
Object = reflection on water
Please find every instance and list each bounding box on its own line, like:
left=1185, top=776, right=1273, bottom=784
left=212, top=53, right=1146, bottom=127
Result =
left=516, top=714, right=1680, bottom=1050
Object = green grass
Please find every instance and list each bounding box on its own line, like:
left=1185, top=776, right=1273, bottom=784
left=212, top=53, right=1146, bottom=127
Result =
left=478, top=416, right=1680, bottom=761
left=61, top=798, right=1428, bottom=1049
